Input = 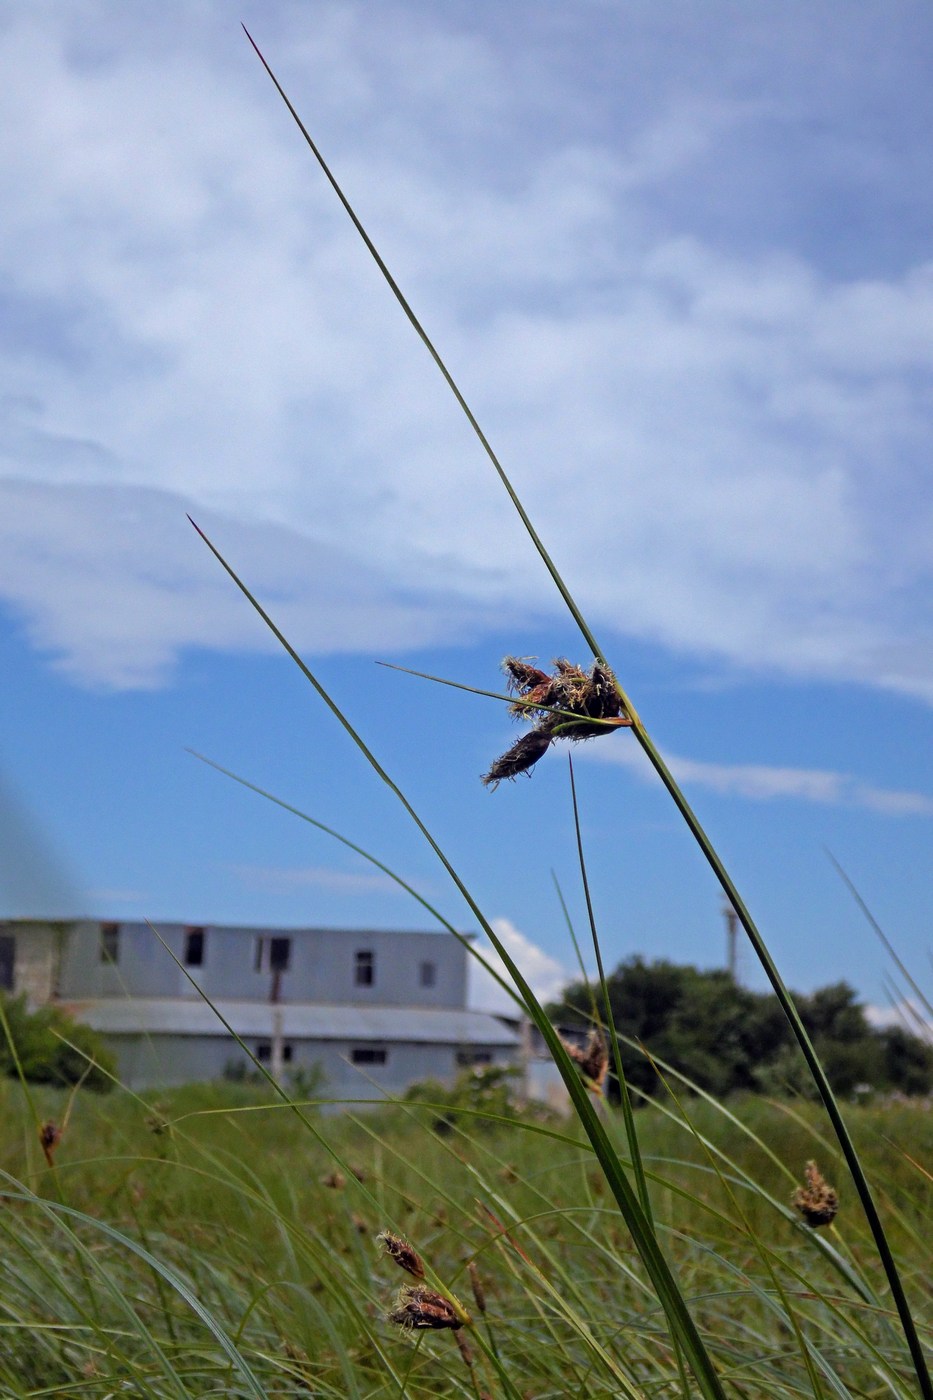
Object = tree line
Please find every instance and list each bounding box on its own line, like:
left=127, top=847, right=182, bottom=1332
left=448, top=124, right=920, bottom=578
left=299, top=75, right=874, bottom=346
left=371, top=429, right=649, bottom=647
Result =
left=550, top=957, right=933, bottom=1100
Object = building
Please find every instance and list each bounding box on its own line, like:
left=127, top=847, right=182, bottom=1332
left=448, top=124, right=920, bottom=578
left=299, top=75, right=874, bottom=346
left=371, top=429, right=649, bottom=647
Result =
left=0, top=918, right=520, bottom=1094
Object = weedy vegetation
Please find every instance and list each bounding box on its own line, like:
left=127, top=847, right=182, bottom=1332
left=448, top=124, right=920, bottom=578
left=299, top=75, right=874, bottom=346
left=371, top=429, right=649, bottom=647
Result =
left=2, top=28, right=930, bottom=1398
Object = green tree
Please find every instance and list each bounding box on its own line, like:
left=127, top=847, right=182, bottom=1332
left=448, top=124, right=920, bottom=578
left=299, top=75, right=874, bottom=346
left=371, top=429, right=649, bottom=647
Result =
left=551, top=958, right=933, bottom=1100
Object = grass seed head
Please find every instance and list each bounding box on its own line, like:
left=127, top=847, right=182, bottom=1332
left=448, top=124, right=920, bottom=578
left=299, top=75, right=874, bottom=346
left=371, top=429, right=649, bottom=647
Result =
left=792, top=1160, right=838, bottom=1227
left=502, top=656, right=551, bottom=697
left=39, top=1119, right=62, bottom=1167
left=389, top=1285, right=465, bottom=1331
left=467, top=1259, right=487, bottom=1313
left=481, top=727, right=554, bottom=788
left=486, top=656, right=628, bottom=787
left=378, top=1230, right=425, bottom=1278
left=562, top=1030, right=609, bottom=1094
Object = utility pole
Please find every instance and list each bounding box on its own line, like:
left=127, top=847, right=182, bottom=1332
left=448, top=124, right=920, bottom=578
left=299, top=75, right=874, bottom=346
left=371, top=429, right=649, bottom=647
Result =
left=723, top=901, right=739, bottom=982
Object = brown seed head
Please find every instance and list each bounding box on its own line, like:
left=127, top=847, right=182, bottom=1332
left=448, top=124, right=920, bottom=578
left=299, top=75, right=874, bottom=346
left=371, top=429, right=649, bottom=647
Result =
left=389, top=1285, right=465, bottom=1331
left=455, top=1328, right=475, bottom=1368
left=467, top=1260, right=487, bottom=1313
left=378, top=1230, right=425, bottom=1278
left=481, top=727, right=554, bottom=788
left=321, top=1170, right=346, bottom=1190
left=502, top=657, right=551, bottom=696
left=38, top=1120, right=62, bottom=1167
left=562, top=1030, right=609, bottom=1094
left=792, top=1160, right=838, bottom=1228
left=486, top=657, right=628, bottom=789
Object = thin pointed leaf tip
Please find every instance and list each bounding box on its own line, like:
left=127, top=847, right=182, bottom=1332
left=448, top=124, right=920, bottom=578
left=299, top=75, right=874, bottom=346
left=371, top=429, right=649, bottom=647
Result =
left=482, top=656, right=631, bottom=788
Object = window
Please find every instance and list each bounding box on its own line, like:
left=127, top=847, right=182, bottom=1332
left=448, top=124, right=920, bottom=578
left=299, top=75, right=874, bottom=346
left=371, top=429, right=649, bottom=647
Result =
left=257, top=1042, right=293, bottom=1063
left=351, top=1046, right=387, bottom=1065
left=184, top=927, right=205, bottom=967
left=456, top=1051, right=493, bottom=1068
left=100, top=923, right=120, bottom=964
left=255, top=935, right=292, bottom=972
left=269, top=936, right=291, bottom=972
left=354, top=949, right=374, bottom=987
left=419, top=960, right=436, bottom=988
left=0, top=935, right=14, bottom=992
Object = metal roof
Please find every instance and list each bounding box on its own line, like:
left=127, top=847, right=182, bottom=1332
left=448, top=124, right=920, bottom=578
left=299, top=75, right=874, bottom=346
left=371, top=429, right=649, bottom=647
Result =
left=65, top=998, right=520, bottom=1046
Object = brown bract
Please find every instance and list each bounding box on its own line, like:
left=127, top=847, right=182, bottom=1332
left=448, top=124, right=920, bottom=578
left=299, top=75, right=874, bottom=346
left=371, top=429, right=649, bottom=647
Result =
left=561, top=1029, right=609, bottom=1094
left=378, top=1230, right=425, bottom=1279
left=792, top=1160, right=839, bottom=1227
left=39, top=1119, right=62, bottom=1168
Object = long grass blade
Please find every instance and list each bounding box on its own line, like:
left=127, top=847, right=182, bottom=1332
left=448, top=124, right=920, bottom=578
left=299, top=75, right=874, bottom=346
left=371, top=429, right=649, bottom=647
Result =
left=566, top=757, right=652, bottom=1225
left=186, top=748, right=524, bottom=1012
left=241, top=31, right=930, bottom=1394
left=190, top=517, right=728, bottom=1399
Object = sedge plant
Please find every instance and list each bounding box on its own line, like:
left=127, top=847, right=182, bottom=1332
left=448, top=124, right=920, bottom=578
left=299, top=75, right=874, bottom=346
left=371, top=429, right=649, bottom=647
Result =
left=172, top=25, right=932, bottom=1399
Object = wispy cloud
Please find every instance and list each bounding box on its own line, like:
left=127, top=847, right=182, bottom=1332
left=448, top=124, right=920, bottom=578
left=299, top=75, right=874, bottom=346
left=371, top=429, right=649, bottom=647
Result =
left=587, top=741, right=933, bottom=816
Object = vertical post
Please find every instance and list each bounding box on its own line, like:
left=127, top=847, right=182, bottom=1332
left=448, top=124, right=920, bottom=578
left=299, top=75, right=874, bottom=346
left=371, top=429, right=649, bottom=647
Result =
left=723, top=901, right=739, bottom=981
left=270, top=967, right=284, bottom=1082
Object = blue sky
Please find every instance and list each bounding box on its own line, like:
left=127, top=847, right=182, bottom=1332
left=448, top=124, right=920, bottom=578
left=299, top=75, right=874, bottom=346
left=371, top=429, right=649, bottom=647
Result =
left=0, top=2, right=930, bottom=1016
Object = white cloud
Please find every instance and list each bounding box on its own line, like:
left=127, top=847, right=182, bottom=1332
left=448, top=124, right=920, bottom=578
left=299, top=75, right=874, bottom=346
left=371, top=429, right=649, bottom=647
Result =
left=587, top=738, right=933, bottom=816
left=865, top=998, right=932, bottom=1040
left=0, top=479, right=510, bottom=688
left=467, top=916, right=572, bottom=1013
left=0, top=4, right=931, bottom=700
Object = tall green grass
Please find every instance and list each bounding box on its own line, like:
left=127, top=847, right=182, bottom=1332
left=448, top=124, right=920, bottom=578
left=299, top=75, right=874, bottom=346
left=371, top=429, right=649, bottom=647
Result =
left=0, top=1079, right=930, bottom=1395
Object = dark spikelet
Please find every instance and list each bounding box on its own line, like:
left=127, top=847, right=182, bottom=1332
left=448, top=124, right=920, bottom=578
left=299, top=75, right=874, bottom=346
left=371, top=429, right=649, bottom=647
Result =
left=503, top=657, right=561, bottom=717
left=792, top=1160, right=839, bottom=1227
left=467, top=1260, right=487, bottom=1313
left=389, top=1285, right=465, bottom=1331
left=481, top=727, right=554, bottom=788
left=378, top=1231, right=425, bottom=1278
left=39, top=1120, right=63, bottom=1167
left=502, top=657, right=551, bottom=695
left=561, top=1030, right=609, bottom=1094
left=455, top=1329, right=475, bottom=1368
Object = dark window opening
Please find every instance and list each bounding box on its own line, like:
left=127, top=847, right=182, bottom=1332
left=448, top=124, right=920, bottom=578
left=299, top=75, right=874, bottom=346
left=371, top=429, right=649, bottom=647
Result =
left=184, top=927, right=205, bottom=967
left=255, top=935, right=292, bottom=973
left=419, top=960, right=436, bottom=988
left=256, top=1042, right=293, bottom=1063
left=269, top=936, right=291, bottom=972
left=351, top=1046, right=387, bottom=1065
left=0, top=935, right=14, bottom=992
left=354, top=950, right=374, bottom=987
left=456, top=1051, right=493, bottom=1068
left=100, top=923, right=120, bottom=964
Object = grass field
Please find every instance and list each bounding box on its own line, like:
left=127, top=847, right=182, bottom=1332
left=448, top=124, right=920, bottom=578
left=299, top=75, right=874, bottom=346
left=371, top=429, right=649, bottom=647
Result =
left=1, top=1075, right=930, bottom=1396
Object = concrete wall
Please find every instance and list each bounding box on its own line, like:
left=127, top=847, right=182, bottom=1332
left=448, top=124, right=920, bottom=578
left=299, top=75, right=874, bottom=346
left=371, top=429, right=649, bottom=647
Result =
left=103, top=1031, right=515, bottom=1094
left=50, top=922, right=468, bottom=1008
left=0, top=920, right=75, bottom=1004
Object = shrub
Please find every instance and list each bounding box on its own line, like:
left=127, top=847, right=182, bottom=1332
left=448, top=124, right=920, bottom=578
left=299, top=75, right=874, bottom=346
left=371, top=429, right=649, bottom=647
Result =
left=0, top=992, right=114, bottom=1091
